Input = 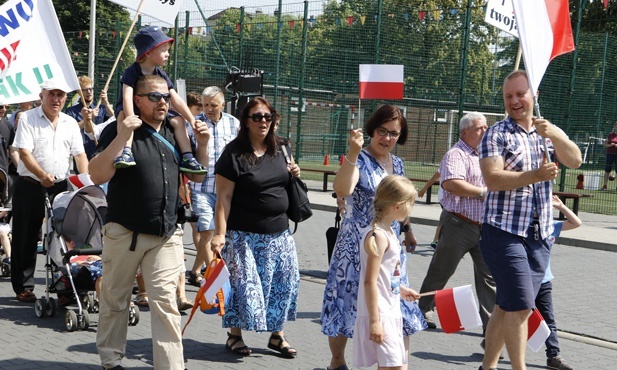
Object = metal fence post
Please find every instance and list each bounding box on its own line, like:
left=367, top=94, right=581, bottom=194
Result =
left=295, top=1, right=310, bottom=162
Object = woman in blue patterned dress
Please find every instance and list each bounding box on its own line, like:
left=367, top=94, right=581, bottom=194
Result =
left=321, top=105, right=427, bottom=370
left=211, top=97, right=300, bottom=358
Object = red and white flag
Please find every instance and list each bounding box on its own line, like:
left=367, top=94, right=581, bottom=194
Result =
left=359, top=64, right=404, bottom=100
left=68, top=173, right=95, bottom=190
left=527, top=308, right=551, bottom=352
left=434, top=285, right=482, bottom=334
left=201, top=259, right=230, bottom=305
left=512, top=0, right=575, bottom=97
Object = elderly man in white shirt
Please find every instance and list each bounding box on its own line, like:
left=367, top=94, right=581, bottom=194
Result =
left=11, top=80, right=87, bottom=303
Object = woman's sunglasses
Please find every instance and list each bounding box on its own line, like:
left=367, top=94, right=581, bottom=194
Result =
left=250, top=113, right=273, bottom=122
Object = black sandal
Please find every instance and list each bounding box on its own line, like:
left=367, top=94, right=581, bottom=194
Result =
left=267, top=334, right=297, bottom=358
left=225, top=332, right=251, bottom=356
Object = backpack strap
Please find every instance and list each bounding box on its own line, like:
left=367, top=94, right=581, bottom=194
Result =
left=143, top=125, right=181, bottom=162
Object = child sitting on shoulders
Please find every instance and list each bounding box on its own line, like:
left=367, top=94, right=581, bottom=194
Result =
left=113, top=26, right=206, bottom=174
left=353, top=175, right=420, bottom=370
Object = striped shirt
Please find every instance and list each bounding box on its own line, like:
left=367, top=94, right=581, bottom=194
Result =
left=439, top=140, right=485, bottom=223
left=479, top=117, right=559, bottom=239
left=188, top=112, right=240, bottom=194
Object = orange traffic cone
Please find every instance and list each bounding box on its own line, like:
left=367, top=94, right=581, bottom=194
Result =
left=339, top=155, right=345, bottom=165
left=324, top=154, right=330, bottom=166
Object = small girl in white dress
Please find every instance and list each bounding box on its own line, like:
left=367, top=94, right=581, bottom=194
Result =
left=353, top=175, right=420, bottom=370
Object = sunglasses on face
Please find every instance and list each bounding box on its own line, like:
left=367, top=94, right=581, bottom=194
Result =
left=375, top=127, right=401, bottom=139
left=249, top=113, right=273, bottom=122
left=137, top=92, right=171, bottom=103
left=0, top=106, right=7, bottom=110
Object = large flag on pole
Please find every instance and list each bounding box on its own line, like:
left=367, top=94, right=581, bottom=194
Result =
left=0, top=0, right=80, bottom=104
left=434, top=285, right=483, bottom=334
left=511, top=0, right=575, bottom=97
left=108, top=0, right=184, bottom=26
left=359, top=64, right=404, bottom=100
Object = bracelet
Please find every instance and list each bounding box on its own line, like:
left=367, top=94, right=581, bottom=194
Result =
left=344, top=155, right=358, bottom=166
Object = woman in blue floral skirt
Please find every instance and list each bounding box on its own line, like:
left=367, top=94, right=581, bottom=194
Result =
left=321, top=105, right=427, bottom=370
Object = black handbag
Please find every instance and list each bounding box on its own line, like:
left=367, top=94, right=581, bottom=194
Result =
left=281, top=145, right=313, bottom=230
left=325, top=203, right=341, bottom=264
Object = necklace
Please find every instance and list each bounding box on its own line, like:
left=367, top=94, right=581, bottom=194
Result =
left=366, top=147, right=390, bottom=167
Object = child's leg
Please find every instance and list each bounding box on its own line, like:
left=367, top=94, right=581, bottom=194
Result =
left=170, top=116, right=207, bottom=174
left=0, top=230, right=11, bottom=259
left=95, top=277, right=102, bottom=301
left=114, top=110, right=137, bottom=168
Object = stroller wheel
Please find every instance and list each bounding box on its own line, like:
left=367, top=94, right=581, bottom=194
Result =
left=79, top=311, right=90, bottom=331
left=45, top=297, right=57, bottom=317
left=1, top=263, right=9, bottom=276
left=35, top=298, right=47, bottom=318
left=128, top=304, right=140, bottom=326
left=65, top=310, right=78, bottom=332
left=81, top=294, right=95, bottom=313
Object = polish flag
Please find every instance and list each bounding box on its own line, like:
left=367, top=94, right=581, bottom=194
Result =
left=68, top=173, right=95, bottom=190
left=527, top=308, right=551, bottom=352
left=512, top=0, right=575, bottom=97
left=434, top=285, right=482, bottom=334
left=359, top=64, right=404, bottom=100
left=201, top=258, right=230, bottom=304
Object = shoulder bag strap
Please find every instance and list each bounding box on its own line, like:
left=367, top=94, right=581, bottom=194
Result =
left=143, top=125, right=181, bottom=162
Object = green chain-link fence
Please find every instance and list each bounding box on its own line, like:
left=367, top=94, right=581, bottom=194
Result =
left=63, top=0, right=617, bottom=214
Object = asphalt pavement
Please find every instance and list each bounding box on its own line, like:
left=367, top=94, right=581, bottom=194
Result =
left=0, top=179, right=615, bottom=369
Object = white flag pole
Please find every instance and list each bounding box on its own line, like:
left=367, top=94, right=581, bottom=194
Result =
left=88, top=0, right=96, bottom=80
left=96, top=0, right=146, bottom=109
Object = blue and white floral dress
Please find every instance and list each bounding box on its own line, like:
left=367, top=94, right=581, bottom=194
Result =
left=321, top=149, right=426, bottom=338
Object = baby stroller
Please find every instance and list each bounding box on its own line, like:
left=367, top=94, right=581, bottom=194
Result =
left=36, top=185, right=140, bottom=331
left=0, top=167, right=13, bottom=277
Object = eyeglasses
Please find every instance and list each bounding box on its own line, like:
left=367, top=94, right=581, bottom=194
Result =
left=375, top=127, right=400, bottom=139
left=0, top=106, right=7, bottom=110
left=82, top=88, right=93, bottom=93
left=137, top=92, right=171, bottom=103
left=249, top=113, right=273, bottom=122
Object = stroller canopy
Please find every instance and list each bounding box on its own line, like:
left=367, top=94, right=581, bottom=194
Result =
left=52, top=185, right=107, bottom=250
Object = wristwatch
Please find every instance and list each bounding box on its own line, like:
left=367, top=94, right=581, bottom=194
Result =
left=402, top=223, right=411, bottom=233
left=476, top=188, right=484, bottom=200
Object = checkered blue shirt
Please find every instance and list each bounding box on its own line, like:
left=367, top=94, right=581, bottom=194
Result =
left=439, top=140, right=485, bottom=223
left=188, top=112, right=240, bottom=194
left=479, top=117, right=560, bottom=239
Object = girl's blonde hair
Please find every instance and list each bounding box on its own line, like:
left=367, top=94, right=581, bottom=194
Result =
left=367, top=175, right=417, bottom=256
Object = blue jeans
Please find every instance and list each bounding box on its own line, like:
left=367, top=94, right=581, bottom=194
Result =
left=535, top=281, right=560, bottom=358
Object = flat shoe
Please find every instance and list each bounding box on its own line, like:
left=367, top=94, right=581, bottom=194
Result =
left=187, top=271, right=203, bottom=287
left=225, top=332, right=251, bottom=356
left=267, top=334, right=297, bottom=358
left=16, top=290, right=36, bottom=303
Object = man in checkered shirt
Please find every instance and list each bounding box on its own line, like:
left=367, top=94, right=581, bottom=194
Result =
left=477, top=70, right=582, bottom=370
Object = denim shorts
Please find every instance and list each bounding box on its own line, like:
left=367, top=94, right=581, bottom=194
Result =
left=190, top=191, right=216, bottom=232
left=479, top=223, right=551, bottom=311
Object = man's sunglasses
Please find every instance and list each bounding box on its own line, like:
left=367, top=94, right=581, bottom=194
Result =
left=137, top=92, right=171, bottom=103
left=249, top=113, right=273, bottom=122
left=0, top=106, right=7, bottom=110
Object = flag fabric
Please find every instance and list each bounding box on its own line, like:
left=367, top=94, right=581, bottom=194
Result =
left=434, top=285, right=482, bottom=334
left=68, top=173, right=95, bottom=190
left=604, top=0, right=609, bottom=10
left=0, top=0, right=80, bottom=104
left=359, top=64, right=404, bottom=100
left=527, top=308, right=551, bottom=352
left=201, top=258, right=230, bottom=305
left=107, top=0, right=184, bottom=26
left=511, top=0, right=575, bottom=97
left=484, top=0, right=518, bottom=37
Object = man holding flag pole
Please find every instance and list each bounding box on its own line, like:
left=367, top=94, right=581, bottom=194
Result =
left=478, top=70, right=581, bottom=369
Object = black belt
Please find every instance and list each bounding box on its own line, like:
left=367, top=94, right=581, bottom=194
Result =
left=452, top=212, right=481, bottom=226
left=19, top=176, right=41, bottom=185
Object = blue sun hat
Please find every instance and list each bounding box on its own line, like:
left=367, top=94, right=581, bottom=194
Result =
left=134, top=26, right=174, bottom=61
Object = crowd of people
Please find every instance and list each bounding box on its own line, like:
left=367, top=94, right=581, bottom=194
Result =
left=0, top=23, right=589, bottom=370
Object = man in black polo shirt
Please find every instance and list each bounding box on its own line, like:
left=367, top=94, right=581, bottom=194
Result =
left=89, top=74, right=209, bottom=370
